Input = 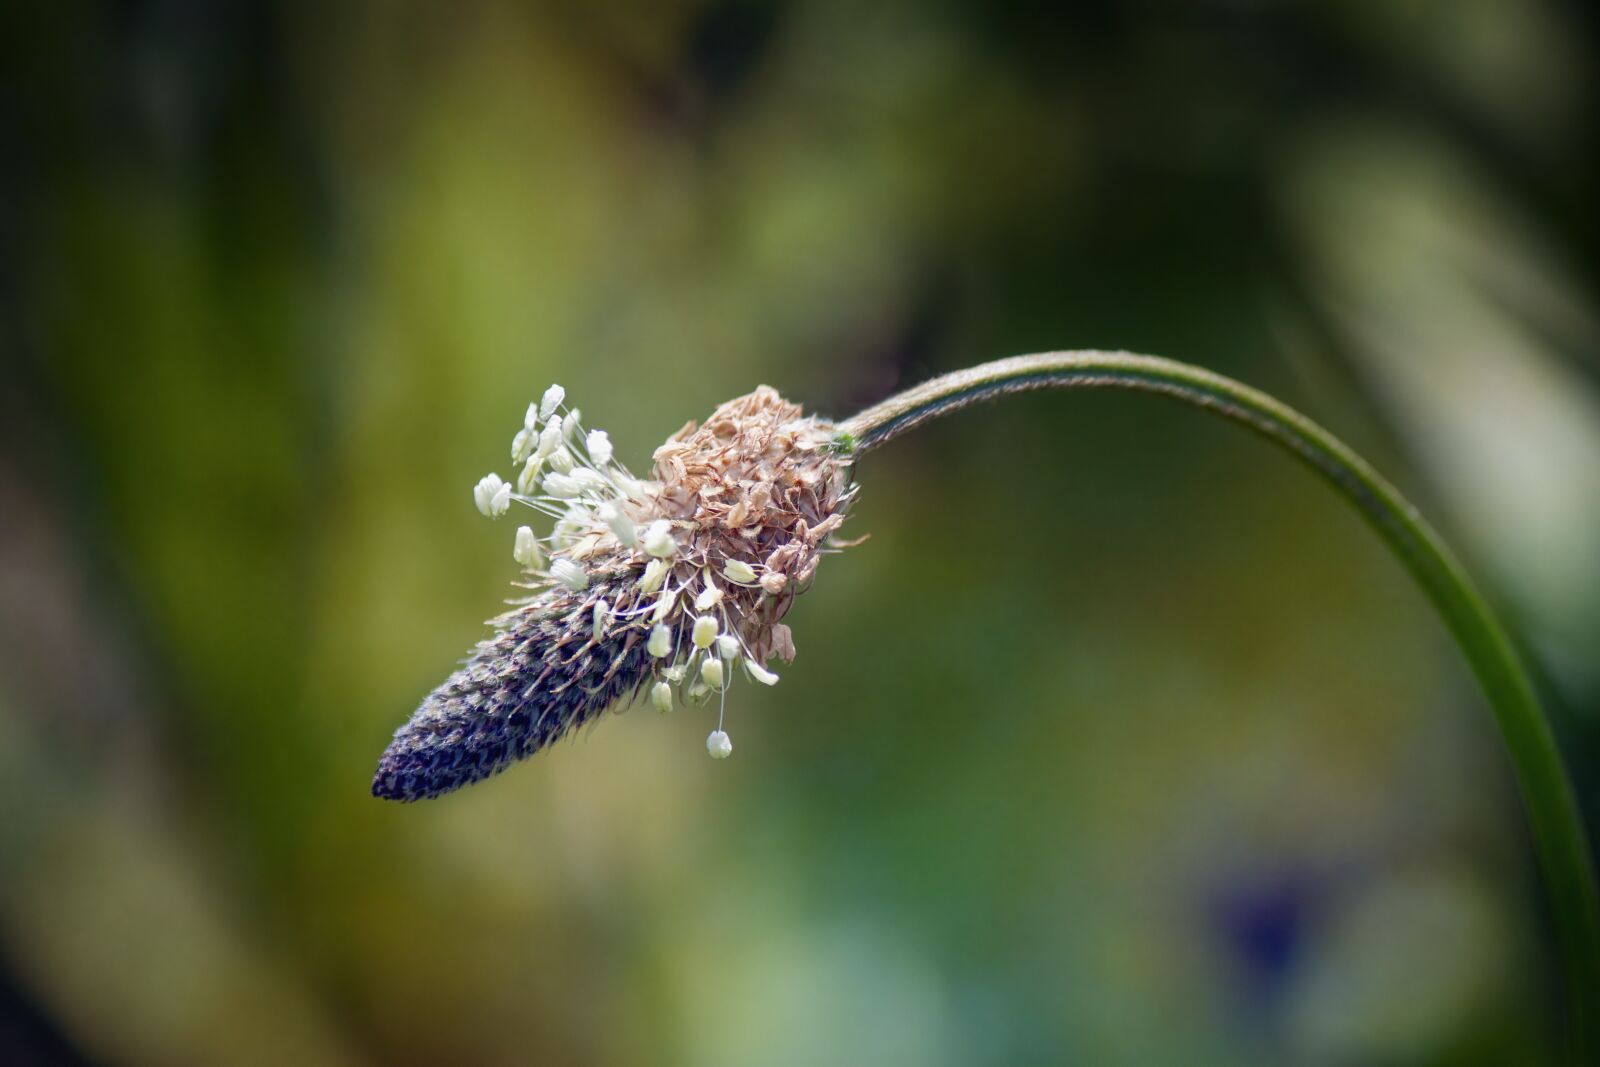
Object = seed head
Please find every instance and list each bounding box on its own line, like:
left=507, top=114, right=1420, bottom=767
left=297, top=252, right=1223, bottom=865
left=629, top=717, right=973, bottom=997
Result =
left=374, top=384, right=857, bottom=800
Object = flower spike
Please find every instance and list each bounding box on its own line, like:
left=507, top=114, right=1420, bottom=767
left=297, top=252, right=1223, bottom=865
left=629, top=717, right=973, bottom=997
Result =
left=375, top=384, right=855, bottom=800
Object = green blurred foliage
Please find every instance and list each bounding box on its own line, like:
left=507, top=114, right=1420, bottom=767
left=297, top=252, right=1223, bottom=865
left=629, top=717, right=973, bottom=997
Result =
left=3, top=1, right=1597, bottom=1064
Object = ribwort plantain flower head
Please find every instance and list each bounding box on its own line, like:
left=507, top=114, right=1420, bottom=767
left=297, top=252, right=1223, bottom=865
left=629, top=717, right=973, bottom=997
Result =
left=372, top=384, right=857, bottom=801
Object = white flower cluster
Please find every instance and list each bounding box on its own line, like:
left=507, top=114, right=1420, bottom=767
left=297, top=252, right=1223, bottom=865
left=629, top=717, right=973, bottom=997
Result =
left=471, top=383, right=782, bottom=759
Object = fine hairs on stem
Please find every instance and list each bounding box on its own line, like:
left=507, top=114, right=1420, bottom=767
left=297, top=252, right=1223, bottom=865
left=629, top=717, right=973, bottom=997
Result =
left=840, top=351, right=1599, bottom=1061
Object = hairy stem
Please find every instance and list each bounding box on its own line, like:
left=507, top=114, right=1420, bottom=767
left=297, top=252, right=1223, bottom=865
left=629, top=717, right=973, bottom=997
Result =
left=841, top=351, right=1598, bottom=1058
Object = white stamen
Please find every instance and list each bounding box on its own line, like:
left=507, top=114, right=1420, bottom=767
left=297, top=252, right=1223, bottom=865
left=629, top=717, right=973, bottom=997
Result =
left=651, top=681, right=673, bottom=713
left=716, top=634, right=740, bottom=659
left=561, top=410, right=581, bottom=441
left=663, top=663, right=687, bottom=683
left=542, top=473, right=582, bottom=499
left=524, top=402, right=541, bottom=432
left=536, top=421, right=562, bottom=459
left=548, top=446, right=575, bottom=474
left=551, top=559, right=588, bottom=591
left=651, top=590, right=677, bottom=623
left=643, top=520, right=676, bottom=558
left=593, top=600, right=609, bottom=641
left=513, top=525, right=543, bottom=569
left=572, top=468, right=610, bottom=494
left=474, top=473, right=511, bottom=517
left=701, top=657, right=724, bottom=688
left=647, top=624, right=672, bottom=658
left=598, top=502, right=635, bottom=545
left=586, top=429, right=613, bottom=466
left=694, top=584, right=723, bottom=611
left=639, top=558, right=669, bottom=595
left=551, top=506, right=590, bottom=548
left=723, top=559, right=757, bottom=584
left=745, top=661, right=779, bottom=686
left=516, top=455, right=544, bottom=494
left=540, top=384, right=565, bottom=420
left=707, top=730, right=733, bottom=759
left=692, top=614, right=718, bottom=650
left=512, top=428, right=533, bottom=464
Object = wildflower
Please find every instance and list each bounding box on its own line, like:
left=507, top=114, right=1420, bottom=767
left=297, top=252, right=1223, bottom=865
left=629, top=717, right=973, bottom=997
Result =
left=375, top=383, right=855, bottom=800
left=474, top=473, right=511, bottom=517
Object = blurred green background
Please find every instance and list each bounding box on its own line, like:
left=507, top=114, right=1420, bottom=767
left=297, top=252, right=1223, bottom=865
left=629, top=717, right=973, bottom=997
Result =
left=4, top=2, right=1600, bottom=1064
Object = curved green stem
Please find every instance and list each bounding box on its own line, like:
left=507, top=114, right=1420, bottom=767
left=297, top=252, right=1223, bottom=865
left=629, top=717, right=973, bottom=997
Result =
left=840, top=351, right=1599, bottom=1058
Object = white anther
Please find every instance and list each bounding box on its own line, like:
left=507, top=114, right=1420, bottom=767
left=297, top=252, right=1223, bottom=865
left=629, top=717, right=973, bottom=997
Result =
left=512, top=428, right=534, bottom=464
left=474, top=473, right=511, bottom=517
left=598, top=502, right=635, bottom=545
left=651, top=681, right=673, bottom=713
left=716, top=634, right=741, bottom=660
left=694, top=584, right=723, bottom=611
left=706, top=730, right=733, bottom=759
left=643, top=520, right=677, bottom=558
left=548, top=446, right=575, bottom=474
left=561, top=409, right=581, bottom=441
left=516, top=455, right=544, bottom=494
left=651, top=589, right=677, bottom=623
left=540, top=384, right=565, bottom=420
left=542, top=473, right=582, bottom=499
left=647, top=624, right=672, bottom=658
left=745, top=661, right=779, bottom=686
left=513, top=525, right=543, bottom=569
left=692, top=614, right=718, bottom=650
left=586, top=429, right=613, bottom=466
left=536, top=421, right=562, bottom=459
left=593, top=599, right=609, bottom=641
left=723, top=559, right=757, bottom=584
left=550, top=558, right=588, bottom=591
left=572, top=468, right=611, bottom=493
left=701, top=657, right=724, bottom=688
left=639, top=558, right=669, bottom=595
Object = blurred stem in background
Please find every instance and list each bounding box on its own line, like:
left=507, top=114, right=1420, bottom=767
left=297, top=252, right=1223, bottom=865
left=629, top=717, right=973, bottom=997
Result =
left=841, top=351, right=1600, bottom=1060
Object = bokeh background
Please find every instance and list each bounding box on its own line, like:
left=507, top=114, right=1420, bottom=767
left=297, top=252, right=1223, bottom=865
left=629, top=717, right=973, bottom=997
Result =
left=4, top=2, right=1600, bottom=1064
